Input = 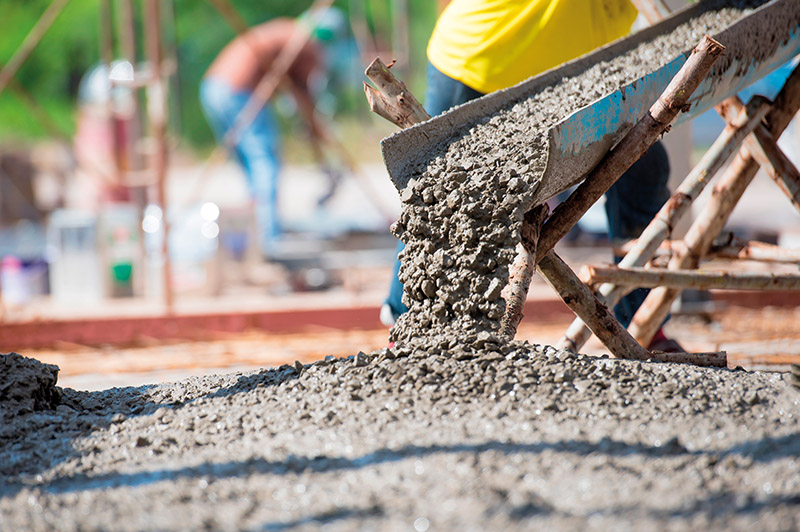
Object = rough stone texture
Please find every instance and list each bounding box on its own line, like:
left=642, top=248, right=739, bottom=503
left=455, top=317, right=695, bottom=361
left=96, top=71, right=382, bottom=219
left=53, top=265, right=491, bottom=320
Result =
left=389, top=2, right=773, bottom=351
left=0, top=352, right=61, bottom=416
left=0, top=346, right=799, bottom=531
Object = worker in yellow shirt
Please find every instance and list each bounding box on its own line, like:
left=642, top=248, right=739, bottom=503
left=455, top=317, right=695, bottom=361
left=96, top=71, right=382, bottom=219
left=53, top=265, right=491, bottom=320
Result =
left=382, top=0, right=681, bottom=352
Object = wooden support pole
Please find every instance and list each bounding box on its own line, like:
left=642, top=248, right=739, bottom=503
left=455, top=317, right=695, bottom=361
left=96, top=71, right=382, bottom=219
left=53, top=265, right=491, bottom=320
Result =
left=537, top=251, right=653, bottom=361
left=615, top=238, right=800, bottom=264
left=629, top=62, right=800, bottom=346
left=364, top=57, right=430, bottom=128
left=499, top=205, right=548, bottom=339
left=536, top=36, right=725, bottom=261
left=558, top=94, right=769, bottom=352
left=649, top=351, right=727, bottom=368
left=717, top=96, right=800, bottom=214
left=583, top=265, right=800, bottom=292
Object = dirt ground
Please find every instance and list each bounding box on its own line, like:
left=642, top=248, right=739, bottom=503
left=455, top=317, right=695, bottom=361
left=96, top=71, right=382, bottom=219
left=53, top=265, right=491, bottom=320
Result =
left=2, top=306, right=799, bottom=532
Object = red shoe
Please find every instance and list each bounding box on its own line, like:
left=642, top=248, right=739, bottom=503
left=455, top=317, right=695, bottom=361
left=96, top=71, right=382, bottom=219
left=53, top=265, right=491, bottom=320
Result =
left=648, top=328, right=684, bottom=353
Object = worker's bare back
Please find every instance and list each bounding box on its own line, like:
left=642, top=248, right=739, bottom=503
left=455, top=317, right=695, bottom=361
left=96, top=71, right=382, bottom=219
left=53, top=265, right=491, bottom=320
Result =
left=205, top=18, right=319, bottom=93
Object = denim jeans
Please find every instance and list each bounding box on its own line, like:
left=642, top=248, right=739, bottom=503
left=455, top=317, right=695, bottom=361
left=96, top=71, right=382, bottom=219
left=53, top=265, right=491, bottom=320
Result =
left=200, top=77, right=282, bottom=255
left=385, top=63, right=670, bottom=328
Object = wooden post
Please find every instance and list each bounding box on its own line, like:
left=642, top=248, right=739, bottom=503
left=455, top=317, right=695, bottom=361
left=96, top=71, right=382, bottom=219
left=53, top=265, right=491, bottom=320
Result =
left=364, top=57, right=430, bottom=128
left=583, top=265, right=800, bottom=292
left=614, top=238, right=800, bottom=264
left=499, top=205, right=548, bottom=339
left=717, top=96, right=800, bottom=214
left=558, top=95, right=771, bottom=352
left=537, top=251, right=653, bottom=360
left=536, top=36, right=725, bottom=261
left=649, top=351, right=727, bottom=368
left=629, top=62, right=800, bottom=346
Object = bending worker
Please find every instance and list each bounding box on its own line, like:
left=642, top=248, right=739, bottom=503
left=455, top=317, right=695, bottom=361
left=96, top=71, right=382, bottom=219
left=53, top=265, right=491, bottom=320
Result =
left=381, top=0, right=681, bottom=352
left=200, top=16, right=328, bottom=259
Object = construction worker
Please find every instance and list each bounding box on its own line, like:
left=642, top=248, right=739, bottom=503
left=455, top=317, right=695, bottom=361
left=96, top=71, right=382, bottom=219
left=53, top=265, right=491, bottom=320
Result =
left=381, top=0, right=681, bottom=352
left=199, top=10, right=347, bottom=259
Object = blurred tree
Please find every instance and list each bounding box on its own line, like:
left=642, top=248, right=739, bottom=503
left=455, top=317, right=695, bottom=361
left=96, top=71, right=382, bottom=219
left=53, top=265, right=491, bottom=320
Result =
left=0, top=0, right=437, bottom=149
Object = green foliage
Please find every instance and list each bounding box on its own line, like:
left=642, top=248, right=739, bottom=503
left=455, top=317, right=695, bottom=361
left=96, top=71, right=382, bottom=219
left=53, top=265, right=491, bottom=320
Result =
left=0, top=0, right=438, bottom=150
left=0, top=0, right=99, bottom=141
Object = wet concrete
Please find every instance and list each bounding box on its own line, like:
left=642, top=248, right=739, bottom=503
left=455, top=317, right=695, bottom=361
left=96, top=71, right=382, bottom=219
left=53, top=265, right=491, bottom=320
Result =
left=389, top=1, right=784, bottom=350
left=1, top=346, right=798, bottom=530
left=0, top=353, right=61, bottom=415
left=2, top=2, right=800, bottom=530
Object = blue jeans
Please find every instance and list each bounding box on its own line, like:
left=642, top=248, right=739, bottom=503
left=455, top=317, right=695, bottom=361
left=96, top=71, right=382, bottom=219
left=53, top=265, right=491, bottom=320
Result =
left=385, top=63, right=670, bottom=328
left=200, top=77, right=282, bottom=255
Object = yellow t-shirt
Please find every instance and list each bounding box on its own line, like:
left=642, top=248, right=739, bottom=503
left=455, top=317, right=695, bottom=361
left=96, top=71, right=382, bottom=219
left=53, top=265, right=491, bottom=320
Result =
left=427, top=0, right=638, bottom=94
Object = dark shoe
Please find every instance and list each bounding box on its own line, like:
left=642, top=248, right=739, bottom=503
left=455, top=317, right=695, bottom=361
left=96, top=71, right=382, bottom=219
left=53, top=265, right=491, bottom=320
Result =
left=648, top=328, right=684, bottom=353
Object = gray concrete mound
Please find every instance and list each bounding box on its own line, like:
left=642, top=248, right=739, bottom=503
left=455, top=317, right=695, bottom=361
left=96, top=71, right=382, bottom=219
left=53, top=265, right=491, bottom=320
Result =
left=0, top=352, right=61, bottom=416
left=0, top=344, right=798, bottom=530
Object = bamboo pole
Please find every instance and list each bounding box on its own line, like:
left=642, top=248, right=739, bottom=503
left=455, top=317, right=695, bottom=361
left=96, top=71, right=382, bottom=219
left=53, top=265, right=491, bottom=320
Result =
left=364, top=57, right=430, bottom=128
left=536, top=35, right=725, bottom=261
left=537, top=251, right=653, bottom=360
left=558, top=95, right=770, bottom=351
left=0, top=0, right=71, bottom=97
left=629, top=62, right=800, bottom=346
left=583, top=265, right=800, bottom=292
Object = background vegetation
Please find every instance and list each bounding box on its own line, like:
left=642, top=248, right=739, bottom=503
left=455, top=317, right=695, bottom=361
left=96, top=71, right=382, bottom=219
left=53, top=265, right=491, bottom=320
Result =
left=0, top=0, right=438, bottom=151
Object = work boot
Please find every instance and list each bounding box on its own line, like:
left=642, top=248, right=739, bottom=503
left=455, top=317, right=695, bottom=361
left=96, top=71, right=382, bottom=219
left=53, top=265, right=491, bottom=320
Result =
left=648, top=328, right=684, bottom=353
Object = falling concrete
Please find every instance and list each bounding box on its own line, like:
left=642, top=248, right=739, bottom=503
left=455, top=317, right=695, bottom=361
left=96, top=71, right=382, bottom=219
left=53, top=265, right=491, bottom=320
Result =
left=388, top=0, right=800, bottom=351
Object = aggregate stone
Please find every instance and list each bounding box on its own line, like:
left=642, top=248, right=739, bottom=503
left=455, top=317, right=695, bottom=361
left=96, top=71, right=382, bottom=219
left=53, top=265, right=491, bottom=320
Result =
left=2, top=2, right=800, bottom=530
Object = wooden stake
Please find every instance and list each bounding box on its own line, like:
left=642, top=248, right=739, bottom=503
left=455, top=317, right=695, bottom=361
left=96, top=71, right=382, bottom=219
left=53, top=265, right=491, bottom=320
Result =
left=717, top=96, right=800, bottom=214
left=649, top=351, right=727, bottom=368
left=536, top=35, right=725, bottom=261
left=615, top=238, right=800, bottom=264
left=558, top=95, right=771, bottom=351
left=629, top=62, right=800, bottom=346
left=583, top=265, right=800, bottom=292
left=364, top=57, right=430, bottom=128
left=499, top=205, right=548, bottom=339
left=537, top=251, right=653, bottom=361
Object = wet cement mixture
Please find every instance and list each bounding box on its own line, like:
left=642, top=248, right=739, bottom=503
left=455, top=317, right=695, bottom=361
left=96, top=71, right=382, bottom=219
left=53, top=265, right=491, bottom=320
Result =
left=390, top=0, right=795, bottom=348
left=1, top=349, right=799, bottom=531
left=3, top=1, right=800, bottom=530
